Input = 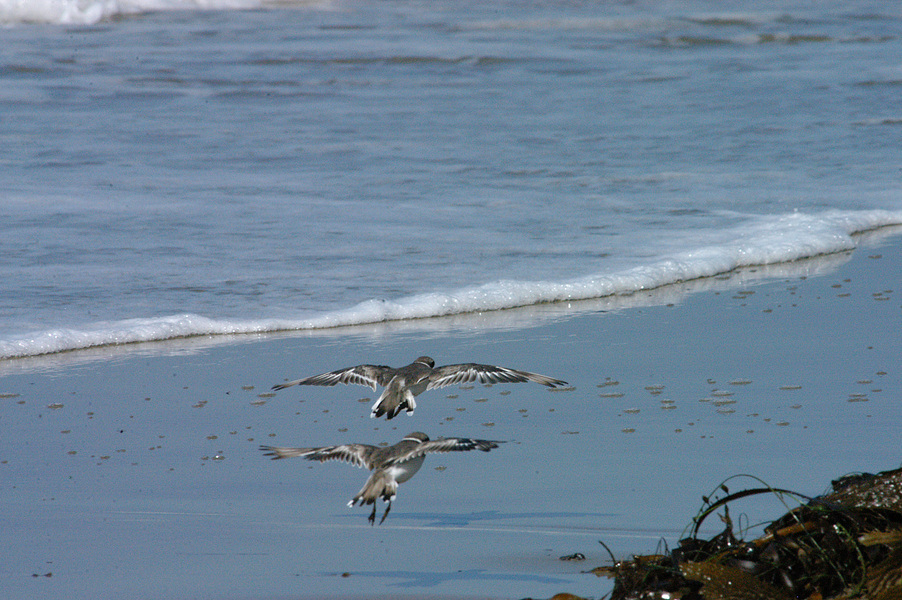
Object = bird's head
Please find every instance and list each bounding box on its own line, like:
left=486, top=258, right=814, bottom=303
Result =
left=414, top=356, right=435, bottom=368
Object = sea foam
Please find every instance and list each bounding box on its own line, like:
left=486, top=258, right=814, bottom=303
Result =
left=2, top=209, right=899, bottom=360
left=0, top=0, right=329, bottom=25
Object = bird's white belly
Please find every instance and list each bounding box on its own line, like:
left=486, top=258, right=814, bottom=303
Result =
left=390, top=455, right=425, bottom=484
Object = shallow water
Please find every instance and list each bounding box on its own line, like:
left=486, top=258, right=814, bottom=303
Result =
left=2, top=0, right=902, bottom=357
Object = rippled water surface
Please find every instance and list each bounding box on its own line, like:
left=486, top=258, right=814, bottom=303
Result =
left=1, top=0, right=901, bottom=357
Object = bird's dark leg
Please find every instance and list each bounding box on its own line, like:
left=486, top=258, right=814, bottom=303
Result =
left=379, top=499, right=392, bottom=525
left=367, top=504, right=376, bottom=525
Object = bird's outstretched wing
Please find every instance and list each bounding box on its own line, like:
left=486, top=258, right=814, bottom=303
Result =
left=272, top=364, right=393, bottom=391
left=425, top=363, right=567, bottom=390
left=387, top=437, right=503, bottom=464
left=260, top=444, right=376, bottom=469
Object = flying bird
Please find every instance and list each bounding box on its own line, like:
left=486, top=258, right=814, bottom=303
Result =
left=272, top=355, right=568, bottom=419
left=260, top=432, right=502, bottom=524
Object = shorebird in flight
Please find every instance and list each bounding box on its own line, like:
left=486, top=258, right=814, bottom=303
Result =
left=260, top=432, right=502, bottom=524
left=272, top=355, right=568, bottom=419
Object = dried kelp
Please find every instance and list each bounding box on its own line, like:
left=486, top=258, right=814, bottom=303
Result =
left=591, top=467, right=902, bottom=600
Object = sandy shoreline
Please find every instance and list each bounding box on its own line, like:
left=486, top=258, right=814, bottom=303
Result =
left=2, top=228, right=900, bottom=600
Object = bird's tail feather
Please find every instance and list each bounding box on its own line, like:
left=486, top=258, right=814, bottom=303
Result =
left=349, top=470, right=398, bottom=506
left=370, top=389, right=416, bottom=420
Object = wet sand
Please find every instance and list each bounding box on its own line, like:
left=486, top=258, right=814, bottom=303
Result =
left=1, top=228, right=900, bottom=600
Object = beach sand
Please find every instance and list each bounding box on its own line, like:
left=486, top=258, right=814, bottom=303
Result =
left=2, top=227, right=900, bottom=600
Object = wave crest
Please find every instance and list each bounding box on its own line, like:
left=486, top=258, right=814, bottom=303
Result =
left=3, top=210, right=900, bottom=361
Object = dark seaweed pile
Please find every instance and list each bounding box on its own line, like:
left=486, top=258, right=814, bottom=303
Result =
left=591, top=467, right=902, bottom=600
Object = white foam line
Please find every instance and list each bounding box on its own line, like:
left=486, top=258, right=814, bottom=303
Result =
left=0, top=0, right=332, bottom=26
left=2, top=210, right=901, bottom=360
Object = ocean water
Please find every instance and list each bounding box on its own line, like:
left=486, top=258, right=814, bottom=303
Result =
left=2, top=0, right=902, bottom=359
